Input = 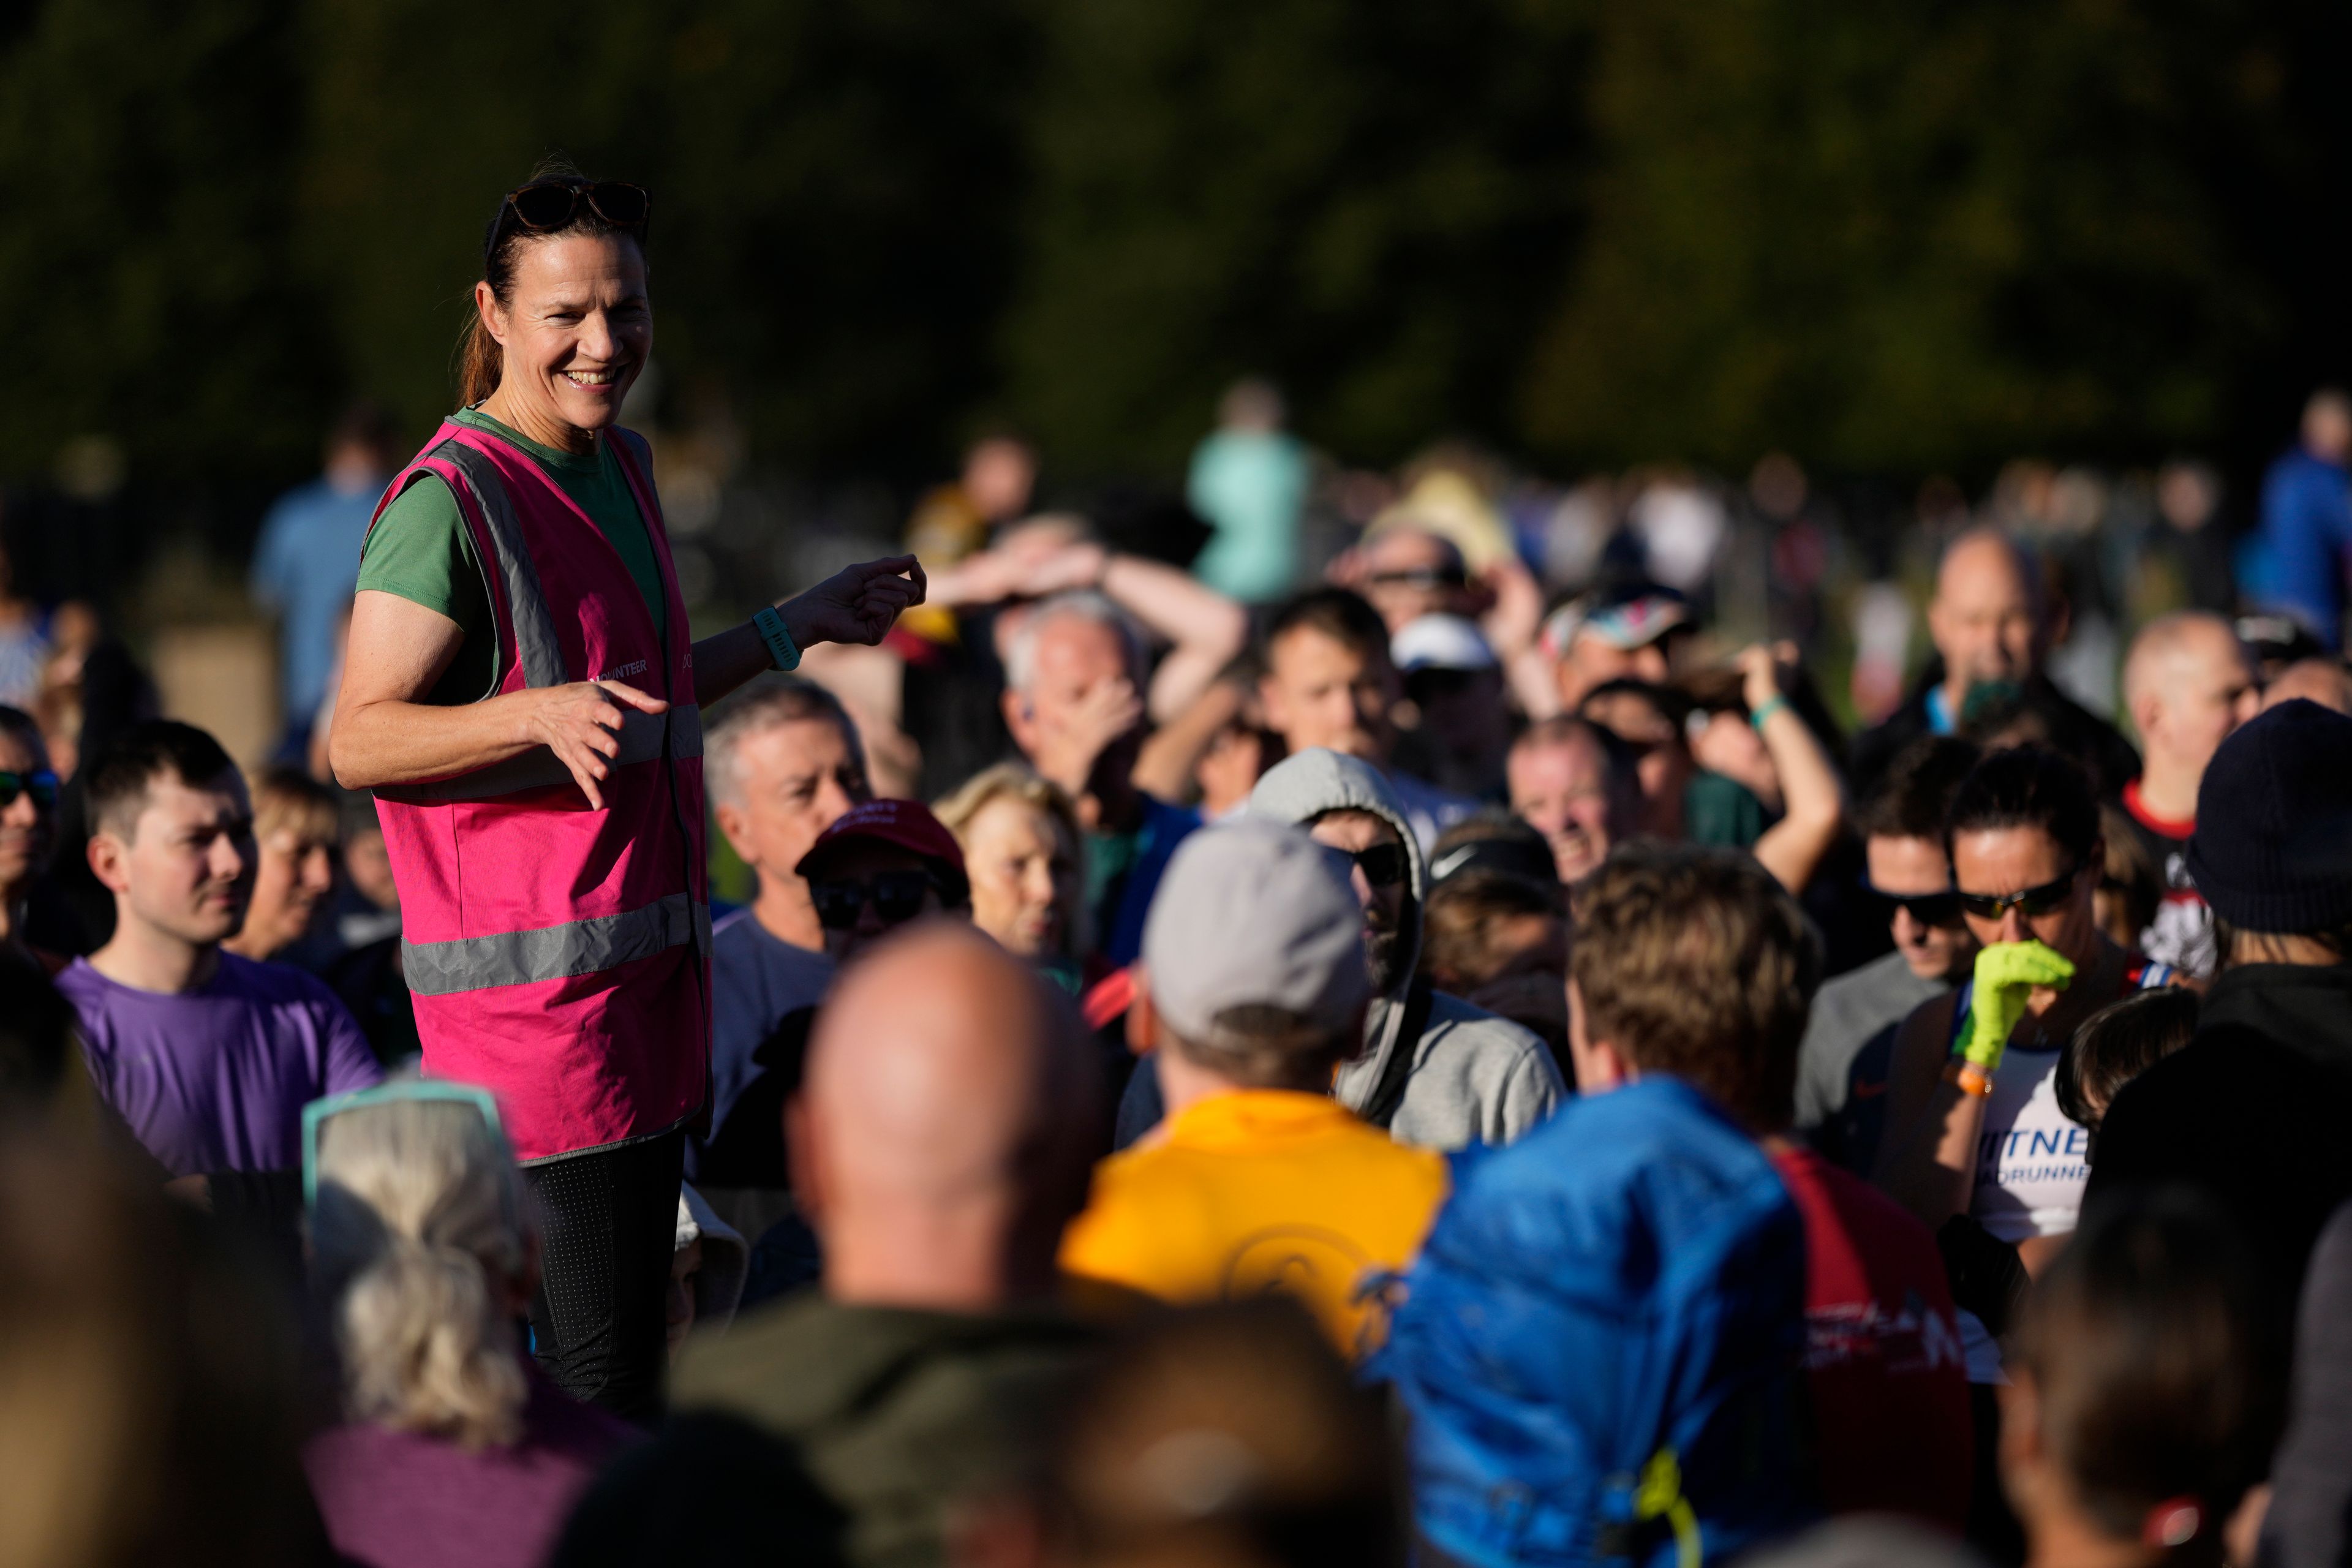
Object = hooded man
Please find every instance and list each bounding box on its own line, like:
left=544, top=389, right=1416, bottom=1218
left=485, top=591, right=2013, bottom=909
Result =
left=1114, top=748, right=1565, bottom=1152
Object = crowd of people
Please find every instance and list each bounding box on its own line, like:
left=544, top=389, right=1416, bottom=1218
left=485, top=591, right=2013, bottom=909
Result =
left=5, top=165, right=2352, bottom=1568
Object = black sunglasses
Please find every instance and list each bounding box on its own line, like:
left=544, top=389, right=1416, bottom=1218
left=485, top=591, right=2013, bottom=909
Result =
left=1352, top=842, right=1408, bottom=889
left=1367, top=567, right=1469, bottom=591
left=500, top=180, right=651, bottom=236
left=1956, top=862, right=2083, bottom=922
left=0, top=769, right=57, bottom=810
left=810, top=869, right=940, bottom=932
left=1863, top=882, right=1964, bottom=929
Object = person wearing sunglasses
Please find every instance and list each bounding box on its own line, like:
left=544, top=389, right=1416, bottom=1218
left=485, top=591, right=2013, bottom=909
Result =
left=0, top=703, right=60, bottom=970
left=301, top=1082, right=635, bottom=1568
left=1793, top=736, right=1982, bottom=1177
left=793, top=798, right=972, bottom=968
left=324, top=162, right=929, bottom=1419
left=1117, top=748, right=1564, bottom=1155
left=1876, top=748, right=2176, bottom=1381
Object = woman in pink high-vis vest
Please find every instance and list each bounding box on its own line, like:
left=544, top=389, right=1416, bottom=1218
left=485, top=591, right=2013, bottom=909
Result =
left=328, top=168, right=923, bottom=1417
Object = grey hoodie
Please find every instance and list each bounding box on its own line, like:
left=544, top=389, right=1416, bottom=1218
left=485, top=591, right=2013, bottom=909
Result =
left=1247, top=748, right=1566, bottom=1150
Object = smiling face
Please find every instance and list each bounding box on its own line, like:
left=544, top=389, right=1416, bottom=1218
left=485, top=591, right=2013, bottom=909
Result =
left=476, top=232, right=650, bottom=443
left=1507, top=729, right=1621, bottom=884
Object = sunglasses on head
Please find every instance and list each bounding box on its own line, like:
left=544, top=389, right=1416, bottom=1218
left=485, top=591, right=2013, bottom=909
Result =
left=1367, top=567, right=1469, bottom=591
left=500, top=179, right=651, bottom=236
left=1956, top=862, right=2083, bottom=922
left=810, top=869, right=941, bottom=931
left=1351, top=842, right=1408, bottom=889
left=0, top=769, right=57, bottom=810
left=1863, top=881, right=1964, bottom=929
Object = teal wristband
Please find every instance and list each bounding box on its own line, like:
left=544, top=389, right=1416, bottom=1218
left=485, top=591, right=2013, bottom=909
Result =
left=752, top=606, right=802, bottom=671
left=1749, top=694, right=1789, bottom=731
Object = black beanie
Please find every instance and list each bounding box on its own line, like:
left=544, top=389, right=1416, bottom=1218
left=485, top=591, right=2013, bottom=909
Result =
left=2187, top=698, right=2352, bottom=934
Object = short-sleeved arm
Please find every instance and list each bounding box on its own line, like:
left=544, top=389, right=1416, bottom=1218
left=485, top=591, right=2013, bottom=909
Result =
left=357, top=473, right=487, bottom=630
left=1494, top=1038, right=1567, bottom=1144
left=316, top=990, right=386, bottom=1095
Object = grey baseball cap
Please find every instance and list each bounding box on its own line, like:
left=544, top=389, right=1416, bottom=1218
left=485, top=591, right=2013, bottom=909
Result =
left=1142, top=818, right=1371, bottom=1044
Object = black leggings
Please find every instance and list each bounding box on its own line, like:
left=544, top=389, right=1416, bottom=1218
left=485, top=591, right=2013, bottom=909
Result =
left=522, top=1129, right=684, bottom=1423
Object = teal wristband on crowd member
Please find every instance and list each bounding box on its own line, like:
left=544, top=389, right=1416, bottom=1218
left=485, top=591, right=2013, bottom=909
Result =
left=752, top=606, right=801, bottom=671
left=1749, top=695, right=1789, bottom=731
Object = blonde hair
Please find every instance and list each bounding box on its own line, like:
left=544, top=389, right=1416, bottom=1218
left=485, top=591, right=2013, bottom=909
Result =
left=934, top=763, right=1088, bottom=959
left=246, top=764, right=337, bottom=848
left=307, top=1099, right=532, bottom=1448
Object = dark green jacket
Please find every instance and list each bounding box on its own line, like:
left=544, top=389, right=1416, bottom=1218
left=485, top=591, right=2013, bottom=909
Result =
left=672, top=1294, right=1097, bottom=1568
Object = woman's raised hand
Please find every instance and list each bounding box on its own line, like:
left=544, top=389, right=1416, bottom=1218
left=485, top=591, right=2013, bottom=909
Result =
left=782, top=556, right=929, bottom=648
left=524, top=679, right=669, bottom=810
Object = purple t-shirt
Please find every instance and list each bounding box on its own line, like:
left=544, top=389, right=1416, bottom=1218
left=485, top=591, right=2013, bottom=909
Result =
left=59, top=952, right=383, bottom=1175
left=305, top=1366, right=636, bottom=1568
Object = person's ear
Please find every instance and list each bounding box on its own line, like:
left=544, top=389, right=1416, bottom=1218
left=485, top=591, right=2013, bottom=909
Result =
left=1257, top=672, right=1289, bottom=736
left=1124, top=963, right=1159, bottom=1057
left=473, top=279, right=508, bottom=349
left=711, top=799, right=753, bottom=861
left=2128, top=688, right=2163, bottom=747
left=1001, top=687, right=1035, bottom=747
left=86, top=829, right=132, bottom=896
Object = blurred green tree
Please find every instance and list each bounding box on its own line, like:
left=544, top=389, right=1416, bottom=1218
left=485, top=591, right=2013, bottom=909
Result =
left=1005, top=0, right=1589, bottom=473
left=0, top=0, right=323, bottom=483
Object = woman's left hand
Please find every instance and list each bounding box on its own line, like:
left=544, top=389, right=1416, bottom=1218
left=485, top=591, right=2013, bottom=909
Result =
left=781, top=556, right=928, bottom=648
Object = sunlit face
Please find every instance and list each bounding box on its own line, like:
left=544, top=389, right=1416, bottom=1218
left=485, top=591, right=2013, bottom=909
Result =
left=238, top=823, right=338, bottom=959
left=715, top=717, right=871, bottom=907
left=1508, top=731, right=1618, bottom=884
left=1261, top=627, right=1396, bottom=763
left=961, top=794, right=1078, bottom=959
left=478, top=233, right=651, bottom=436
left=0, top=726, right=56, bottom=899
left=1308, top=808, right=1405, bottom=992
left=2144, top=625, right=2258, bottom=774
left=91, top=771, right=256, bottom=949
left=1867, top=833, right=1977, bottom=982
left=1929, top=541, right=2039, bottom=692
left=1951, top=824, right=2099, bottom=974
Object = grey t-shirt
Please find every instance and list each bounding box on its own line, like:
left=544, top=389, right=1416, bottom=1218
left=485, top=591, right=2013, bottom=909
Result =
left=1794, top=949, right=1950, bottom=1177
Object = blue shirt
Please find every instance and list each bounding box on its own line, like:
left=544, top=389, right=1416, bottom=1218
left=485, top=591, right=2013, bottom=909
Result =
left=2251, top=447, right=2352, bottom=647
left=1093, top=795, right=1200, bottom=968
left=250, top=472, right=386, bottom=720
left=685, top=910, right=832, bottom=1183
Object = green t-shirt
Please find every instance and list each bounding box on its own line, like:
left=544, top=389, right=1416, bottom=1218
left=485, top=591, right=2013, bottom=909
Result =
left=356, top=409, right=669, bottom=704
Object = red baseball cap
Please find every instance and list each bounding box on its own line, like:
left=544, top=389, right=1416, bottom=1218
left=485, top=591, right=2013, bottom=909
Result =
left=794, top=798, right=969, bottom=896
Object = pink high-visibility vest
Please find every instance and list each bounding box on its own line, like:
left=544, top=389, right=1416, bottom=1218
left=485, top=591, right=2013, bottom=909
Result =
left=364, top=420, right=709, bottom=1162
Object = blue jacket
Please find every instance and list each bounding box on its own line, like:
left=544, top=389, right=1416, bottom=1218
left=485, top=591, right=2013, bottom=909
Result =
left=2252, top=447, right=2352, bottom=647
left=1373, top=1079, right=1816, bottom=1567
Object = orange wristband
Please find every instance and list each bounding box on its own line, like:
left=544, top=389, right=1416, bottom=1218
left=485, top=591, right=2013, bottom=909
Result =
left=1953, top=1063, right=1994, bottom=1098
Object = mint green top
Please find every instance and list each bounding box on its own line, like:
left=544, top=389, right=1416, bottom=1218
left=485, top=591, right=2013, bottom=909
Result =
left=356, top=409, right=668, bottom=705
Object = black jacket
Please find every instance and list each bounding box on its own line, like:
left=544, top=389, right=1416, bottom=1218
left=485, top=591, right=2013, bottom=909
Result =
left=2087, top=963, right=2352, bottom=1316
left=1849, top=665, right=2141, bottom=798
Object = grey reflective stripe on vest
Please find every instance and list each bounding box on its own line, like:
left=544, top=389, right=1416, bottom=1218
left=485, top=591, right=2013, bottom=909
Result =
left=377, top=703, right=702, bottom=804
left=437, top=437, right=570, bottom=690
left=404, top=891, right=712, bottom=997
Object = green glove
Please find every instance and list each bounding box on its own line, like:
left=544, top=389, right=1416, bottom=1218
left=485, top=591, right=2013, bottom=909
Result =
left=1959, top=940, right=2076, bottom=1074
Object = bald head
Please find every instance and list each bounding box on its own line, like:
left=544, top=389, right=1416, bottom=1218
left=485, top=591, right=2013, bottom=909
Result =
left=2264, top=657, right=2352, bottom=717
left=2126, top=612, right=2257, bottom=796
left=1928, top=529, right=2045, bottom=699
left=793, top=921, right=1096, bottom=1311
left=2305, top=389, right=2352, bottom=464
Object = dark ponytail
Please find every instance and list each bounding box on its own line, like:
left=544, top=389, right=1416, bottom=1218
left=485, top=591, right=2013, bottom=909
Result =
left=454, top=155, right=647, bottom=409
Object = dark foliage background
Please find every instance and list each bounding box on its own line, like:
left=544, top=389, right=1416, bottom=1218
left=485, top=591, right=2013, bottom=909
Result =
left=0, top=0, right=2345, bottom=518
